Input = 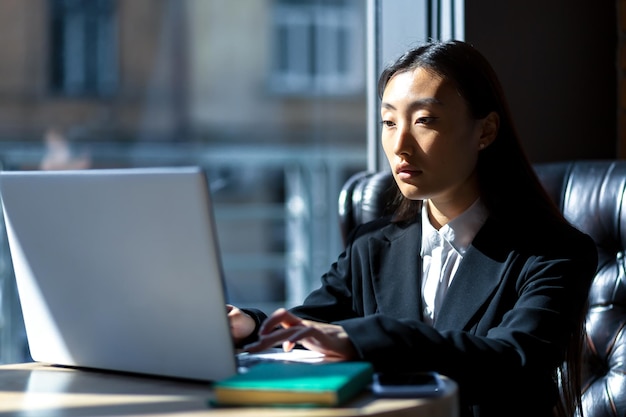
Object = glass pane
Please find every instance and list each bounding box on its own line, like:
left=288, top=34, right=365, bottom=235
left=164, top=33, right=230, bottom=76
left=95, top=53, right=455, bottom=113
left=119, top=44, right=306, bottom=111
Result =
left=0, top=0, right=367, bottom=364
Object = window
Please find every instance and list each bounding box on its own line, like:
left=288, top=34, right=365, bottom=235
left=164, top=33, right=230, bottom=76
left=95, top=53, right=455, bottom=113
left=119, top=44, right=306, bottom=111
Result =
left=49, top=0, right=118, bottom=96
left=270, top=0, right=364, bottom=95
left=0, top=0, right=370, bottom=365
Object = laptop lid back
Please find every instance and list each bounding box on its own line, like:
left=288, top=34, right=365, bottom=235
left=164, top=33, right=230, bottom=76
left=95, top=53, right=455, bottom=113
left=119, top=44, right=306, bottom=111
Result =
left=0, top=167, right=238, bottom=381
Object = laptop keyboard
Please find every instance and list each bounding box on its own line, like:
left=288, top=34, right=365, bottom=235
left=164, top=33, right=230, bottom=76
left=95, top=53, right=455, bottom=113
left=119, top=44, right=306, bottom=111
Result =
left=236, top=348, right=326, bottom=372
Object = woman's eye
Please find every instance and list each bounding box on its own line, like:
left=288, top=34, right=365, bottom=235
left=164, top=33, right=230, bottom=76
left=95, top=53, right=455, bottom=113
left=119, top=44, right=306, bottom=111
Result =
left=381, top=120, right=395, bottom=128
left=416, top=117, right=436, bottom=125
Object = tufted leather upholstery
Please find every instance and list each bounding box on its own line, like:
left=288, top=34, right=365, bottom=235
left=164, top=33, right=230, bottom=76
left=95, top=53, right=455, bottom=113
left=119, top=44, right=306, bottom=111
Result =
left=337, top=160, right=626, bottom=417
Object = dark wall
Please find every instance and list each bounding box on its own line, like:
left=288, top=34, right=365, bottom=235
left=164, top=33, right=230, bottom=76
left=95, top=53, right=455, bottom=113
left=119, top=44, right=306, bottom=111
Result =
left=465, top=1, right=617, bottom=162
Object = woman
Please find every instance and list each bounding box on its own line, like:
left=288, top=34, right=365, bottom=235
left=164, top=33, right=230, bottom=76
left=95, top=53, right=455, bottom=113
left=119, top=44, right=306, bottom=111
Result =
left=228, top=40, right=597, bottom=417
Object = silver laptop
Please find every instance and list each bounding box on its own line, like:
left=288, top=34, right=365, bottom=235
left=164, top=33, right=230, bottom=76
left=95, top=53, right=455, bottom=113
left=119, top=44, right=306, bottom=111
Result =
left=0, top=167, right=323, bottom=382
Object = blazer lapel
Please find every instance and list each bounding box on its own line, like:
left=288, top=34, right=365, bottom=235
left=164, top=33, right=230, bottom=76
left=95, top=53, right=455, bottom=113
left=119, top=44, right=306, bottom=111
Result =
left=370, top=221, right=423, bottom=320
left=434, top=218, right=509, bottom=331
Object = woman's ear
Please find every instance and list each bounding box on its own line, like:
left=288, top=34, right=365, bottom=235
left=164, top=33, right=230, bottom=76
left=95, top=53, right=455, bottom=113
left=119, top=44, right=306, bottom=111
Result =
left=478, top=111, right=499, bottom=150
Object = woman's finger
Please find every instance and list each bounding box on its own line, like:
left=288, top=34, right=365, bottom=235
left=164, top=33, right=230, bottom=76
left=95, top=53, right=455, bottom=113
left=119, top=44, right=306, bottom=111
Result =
left=282, top=340, right=296, bottom=352
left=258, top=308, right=302, bottom=334
left=244, top=325, right=305, bottom=352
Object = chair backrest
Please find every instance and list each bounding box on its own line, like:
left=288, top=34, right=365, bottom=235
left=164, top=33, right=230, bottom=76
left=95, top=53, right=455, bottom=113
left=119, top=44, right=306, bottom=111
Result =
left=337, top=160, right=626, bottom=417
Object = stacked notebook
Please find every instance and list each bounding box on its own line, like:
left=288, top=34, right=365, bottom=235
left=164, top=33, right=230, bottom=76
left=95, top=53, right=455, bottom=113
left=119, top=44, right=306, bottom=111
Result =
left=213, top=361, right=374, bottom=407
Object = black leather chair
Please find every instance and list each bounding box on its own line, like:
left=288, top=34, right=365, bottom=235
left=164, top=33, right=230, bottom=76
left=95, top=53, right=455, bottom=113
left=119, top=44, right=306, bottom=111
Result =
left=337, top=160, right=626, bottom=417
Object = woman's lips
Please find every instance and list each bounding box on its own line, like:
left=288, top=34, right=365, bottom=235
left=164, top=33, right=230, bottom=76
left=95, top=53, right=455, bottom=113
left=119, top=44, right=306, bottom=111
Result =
left=395, top=165, right=421, bottom=180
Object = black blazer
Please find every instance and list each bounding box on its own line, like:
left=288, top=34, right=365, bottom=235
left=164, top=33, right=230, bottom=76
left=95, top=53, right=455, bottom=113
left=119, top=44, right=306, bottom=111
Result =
left=289, top=213, right=598, bottom=417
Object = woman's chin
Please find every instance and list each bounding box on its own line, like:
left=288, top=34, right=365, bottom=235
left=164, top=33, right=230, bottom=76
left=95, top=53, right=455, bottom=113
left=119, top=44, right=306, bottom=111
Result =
left=398, top=186, right=425, bottom=201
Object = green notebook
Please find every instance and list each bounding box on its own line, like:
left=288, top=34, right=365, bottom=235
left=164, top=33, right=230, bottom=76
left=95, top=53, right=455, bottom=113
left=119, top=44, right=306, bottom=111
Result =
left=212, top=361, right=374, bottom=407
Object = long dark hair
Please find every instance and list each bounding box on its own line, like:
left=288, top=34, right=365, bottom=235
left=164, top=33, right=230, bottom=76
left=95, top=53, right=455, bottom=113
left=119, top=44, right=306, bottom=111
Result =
left=377, top=40, right=583, bottom=417
left=377, top=40, right=563, bottom=223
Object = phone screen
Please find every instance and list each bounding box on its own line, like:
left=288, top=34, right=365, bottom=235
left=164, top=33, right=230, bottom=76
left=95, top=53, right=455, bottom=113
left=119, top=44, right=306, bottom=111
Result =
left=372, top=371, right=444, bottom=398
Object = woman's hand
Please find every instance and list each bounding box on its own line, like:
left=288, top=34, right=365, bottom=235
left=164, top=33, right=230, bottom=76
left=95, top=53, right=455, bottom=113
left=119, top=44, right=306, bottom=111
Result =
left=243, top=308, right=358, bottom=361
left=226, top=304, right=256, bottom=345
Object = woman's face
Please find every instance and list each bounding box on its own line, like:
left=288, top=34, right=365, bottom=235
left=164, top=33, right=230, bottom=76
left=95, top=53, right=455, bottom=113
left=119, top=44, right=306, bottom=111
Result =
left=381, top=67, right=489, bottom=211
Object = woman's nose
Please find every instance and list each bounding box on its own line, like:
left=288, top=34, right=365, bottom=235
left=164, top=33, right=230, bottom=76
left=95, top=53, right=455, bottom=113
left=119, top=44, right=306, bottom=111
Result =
left=392, top=124, right=413, bottom=156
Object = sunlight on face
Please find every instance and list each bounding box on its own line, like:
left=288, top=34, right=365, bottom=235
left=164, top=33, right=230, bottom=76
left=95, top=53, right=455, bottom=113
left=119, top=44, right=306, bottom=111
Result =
left=380, top=67, right=485, bottom=212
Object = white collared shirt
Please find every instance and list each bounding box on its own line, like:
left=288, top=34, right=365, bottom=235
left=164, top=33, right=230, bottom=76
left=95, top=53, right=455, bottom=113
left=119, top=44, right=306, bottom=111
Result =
left=420, top=198, right=489, bottom=325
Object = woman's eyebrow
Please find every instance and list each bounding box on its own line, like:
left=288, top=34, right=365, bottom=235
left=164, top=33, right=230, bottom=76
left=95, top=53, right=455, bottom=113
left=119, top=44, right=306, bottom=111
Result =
left=381, top=97, right=443, bottom=111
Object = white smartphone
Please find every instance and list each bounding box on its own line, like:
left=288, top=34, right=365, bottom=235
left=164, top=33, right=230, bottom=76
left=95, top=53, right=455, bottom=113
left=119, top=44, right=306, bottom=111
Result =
left=371, top=371, right=445, bottom=398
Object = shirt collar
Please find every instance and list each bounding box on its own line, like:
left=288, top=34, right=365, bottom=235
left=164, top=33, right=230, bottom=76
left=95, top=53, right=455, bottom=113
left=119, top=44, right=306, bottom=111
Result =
left=420, top=198, right=489, bottom=256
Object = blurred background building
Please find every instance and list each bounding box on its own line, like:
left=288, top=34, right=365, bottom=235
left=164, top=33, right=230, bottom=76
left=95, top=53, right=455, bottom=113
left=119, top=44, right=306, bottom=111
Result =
left=0, top=0, right=368, bottom=363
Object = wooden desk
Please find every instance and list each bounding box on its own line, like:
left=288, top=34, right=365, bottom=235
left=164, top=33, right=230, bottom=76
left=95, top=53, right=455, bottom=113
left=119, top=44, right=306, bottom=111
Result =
left=0, top=362, right=459, bottom=416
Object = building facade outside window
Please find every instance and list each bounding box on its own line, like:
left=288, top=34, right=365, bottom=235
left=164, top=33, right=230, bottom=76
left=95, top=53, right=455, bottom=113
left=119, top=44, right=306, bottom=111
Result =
left=0, top=0, right=370, bottom=364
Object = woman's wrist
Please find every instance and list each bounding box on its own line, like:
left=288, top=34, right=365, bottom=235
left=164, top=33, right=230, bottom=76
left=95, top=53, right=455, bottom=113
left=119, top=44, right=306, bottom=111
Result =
left=236, top=308, right=268, bottom=348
